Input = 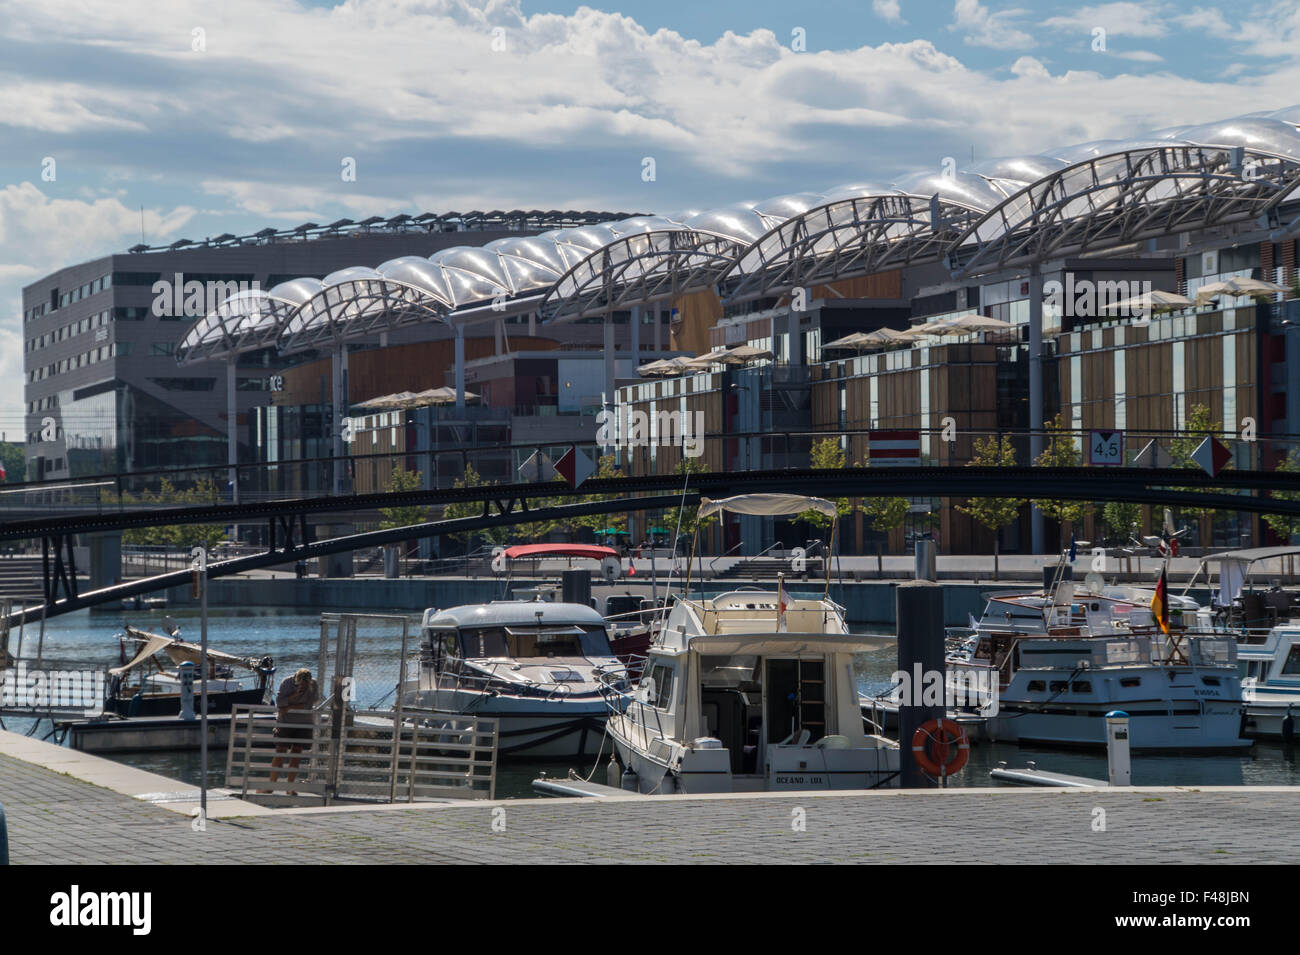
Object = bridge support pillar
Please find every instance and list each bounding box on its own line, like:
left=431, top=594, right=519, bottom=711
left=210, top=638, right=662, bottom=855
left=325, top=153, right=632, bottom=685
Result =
left=87, top=533, right=121, bottom=591
left=1029, top=266, right=1045, bottom=555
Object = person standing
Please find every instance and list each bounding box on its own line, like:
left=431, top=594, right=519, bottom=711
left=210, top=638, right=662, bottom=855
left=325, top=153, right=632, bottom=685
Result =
left=266, top=668, right=318, bottom=792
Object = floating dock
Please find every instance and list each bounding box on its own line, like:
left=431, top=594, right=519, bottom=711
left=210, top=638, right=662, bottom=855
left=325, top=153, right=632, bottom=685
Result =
left=988, top=763, right=1107, bottom=788
left=531, top=775, right=625, bottom=798
left=62, top=712, right=274, bottom=754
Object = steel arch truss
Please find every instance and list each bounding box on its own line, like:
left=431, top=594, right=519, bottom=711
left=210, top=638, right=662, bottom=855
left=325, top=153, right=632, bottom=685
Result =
left=176, top=291, right=297, bottom=365
left=539, top=229, right=746, bottom=322
left=951, top=144, right=1300, bottom=276
left=276, top=277, right=451, bottom=354
left=719, top=194, right=984, bottom=305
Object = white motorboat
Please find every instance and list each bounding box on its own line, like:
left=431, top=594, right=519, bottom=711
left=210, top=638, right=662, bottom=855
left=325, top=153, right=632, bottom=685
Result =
left=400, top=599, right=625, bottom=758
left=604, top=494, right=900, bottom=793
left=943, top=568, right=1249, bottom=750
left=1238, top=625, right=1300, bottom=738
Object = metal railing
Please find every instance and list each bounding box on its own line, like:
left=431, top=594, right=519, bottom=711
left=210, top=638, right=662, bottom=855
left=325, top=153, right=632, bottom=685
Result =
left=225, top=704, right=497, bottom=804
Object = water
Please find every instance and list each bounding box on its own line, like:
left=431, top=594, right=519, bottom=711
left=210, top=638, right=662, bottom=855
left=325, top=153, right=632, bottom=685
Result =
left=6, top=610, right=1300, bottom=796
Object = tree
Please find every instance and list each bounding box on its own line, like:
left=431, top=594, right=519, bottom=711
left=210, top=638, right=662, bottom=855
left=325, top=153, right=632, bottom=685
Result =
left=0, top=443, right=25, bottom=482
left=957, top=435, right=1025, bottom=580
left=800, top=438, right=855, bottom=529
left=1264, top=448, right=1300, bottom=543
left=1101, top=500, right=1143, bottom=543
left=1169, top=402, right=1229, bottom=546
left=1033, top=413, right=1091, bottom=545
left=119, top=478, right=226, bottom=551
left=572, top=455, right=626, bottom=537
left=663, top=457, right=718, bottom=544
left=441, top=465, right=513, bottom=549
left=378, top=467, right=428, bottom=530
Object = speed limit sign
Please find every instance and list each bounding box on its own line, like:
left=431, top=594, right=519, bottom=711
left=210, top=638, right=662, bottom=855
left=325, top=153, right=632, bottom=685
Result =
left=1089, top=430, right=1124, bottom=467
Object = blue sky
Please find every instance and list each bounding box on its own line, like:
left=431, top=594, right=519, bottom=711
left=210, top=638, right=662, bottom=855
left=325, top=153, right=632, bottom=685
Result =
left=1, top=0, right=1299, bottom=428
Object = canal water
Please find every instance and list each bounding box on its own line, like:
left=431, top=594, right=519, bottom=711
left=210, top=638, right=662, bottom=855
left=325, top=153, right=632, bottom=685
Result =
left=5, top=607, right=1299, bottom=797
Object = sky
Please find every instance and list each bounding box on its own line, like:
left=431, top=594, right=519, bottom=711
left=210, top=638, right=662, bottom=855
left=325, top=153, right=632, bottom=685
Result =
left=2, top=0, right=1300, bottom=434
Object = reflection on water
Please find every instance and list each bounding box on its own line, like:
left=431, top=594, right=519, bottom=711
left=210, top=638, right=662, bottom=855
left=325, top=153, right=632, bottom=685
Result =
left=5, top=611, right=1300, bottom=798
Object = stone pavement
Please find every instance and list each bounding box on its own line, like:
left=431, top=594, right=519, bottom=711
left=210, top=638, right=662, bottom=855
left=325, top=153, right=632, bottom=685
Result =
left=3, top=749, right=1299, bottom=864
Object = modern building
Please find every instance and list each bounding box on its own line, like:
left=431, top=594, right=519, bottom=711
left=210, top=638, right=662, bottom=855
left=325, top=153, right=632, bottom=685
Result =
left=21, top=211, right=630, bottom=483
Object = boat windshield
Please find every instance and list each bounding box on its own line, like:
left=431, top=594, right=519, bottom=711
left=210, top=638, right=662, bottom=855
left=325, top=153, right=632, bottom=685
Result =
left=457, top=624, right=613, bottom=659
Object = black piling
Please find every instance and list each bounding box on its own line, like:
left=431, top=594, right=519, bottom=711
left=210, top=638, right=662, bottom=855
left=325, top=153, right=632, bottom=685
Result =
left=562, top=569, right=592, bottom=607
left=896, top=580, right=946, bottom=788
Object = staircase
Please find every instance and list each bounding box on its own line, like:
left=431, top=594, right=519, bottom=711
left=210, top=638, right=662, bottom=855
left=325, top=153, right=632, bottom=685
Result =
left=712, top=556, right=825, bottom=581
left=0, top=556, right=43, bottom=604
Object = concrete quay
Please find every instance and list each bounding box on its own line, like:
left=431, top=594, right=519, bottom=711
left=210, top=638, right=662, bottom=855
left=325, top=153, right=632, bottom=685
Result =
left=2, top=730, right=1297, bottom=865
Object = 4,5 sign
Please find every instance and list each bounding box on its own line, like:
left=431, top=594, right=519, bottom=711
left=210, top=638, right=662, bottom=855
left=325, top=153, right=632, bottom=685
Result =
left=1089, top=429, right=1124, bottom=467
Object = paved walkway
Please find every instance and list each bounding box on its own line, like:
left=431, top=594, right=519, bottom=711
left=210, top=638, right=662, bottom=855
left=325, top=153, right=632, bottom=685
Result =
left=3, top=745, right=1298, bottom=864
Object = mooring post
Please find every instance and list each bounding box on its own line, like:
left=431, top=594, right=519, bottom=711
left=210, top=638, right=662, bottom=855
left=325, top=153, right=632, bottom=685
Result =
left=896, top=579, right=946, bottom=788
left=1106, top=710, right=1131, bottom=786
left=178, top=661, right=196, bottom=721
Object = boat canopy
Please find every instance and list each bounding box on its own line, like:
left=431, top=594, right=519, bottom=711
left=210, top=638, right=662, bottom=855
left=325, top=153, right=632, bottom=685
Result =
left=501, top=544, right=619, bottom=562
left=110, top=629, right=261, bottom=677
left=698, top=493, right=838, bottom=520
left=1197, top=546, right=1300, bottom=606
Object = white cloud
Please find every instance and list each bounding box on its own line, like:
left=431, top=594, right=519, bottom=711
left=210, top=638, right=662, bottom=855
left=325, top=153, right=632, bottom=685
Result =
left=1, top=0, right=1299, bottom=430
left=1042, top=2, right=1173, bottom=39
left=1111, top=49, right=1165, bottom=61
left=950, top=0, right=1036, bottom=49
left=0, top=183, right=196, bottom=429
left=873, top=0, right=904, bottom=23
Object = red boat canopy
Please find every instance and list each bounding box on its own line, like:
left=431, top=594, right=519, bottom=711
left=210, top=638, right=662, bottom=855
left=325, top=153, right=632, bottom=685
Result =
left=501, top=544, right=619, bottom=562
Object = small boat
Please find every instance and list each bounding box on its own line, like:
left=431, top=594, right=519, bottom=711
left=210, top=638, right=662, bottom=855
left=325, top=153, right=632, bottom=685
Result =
left=605, top=494, right=901, bottom=793
left=1238, top=625, right=1300, bottom=738
left=401, top=599, right=625, bottom=758
left=494, top=543, right=662, bottom=674
left=940, top=563, right=1248, bottom=751
left=107, top=626, right=275, bottom=717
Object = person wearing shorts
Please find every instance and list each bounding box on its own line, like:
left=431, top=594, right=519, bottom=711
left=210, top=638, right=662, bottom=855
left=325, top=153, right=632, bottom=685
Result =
left=265, top=668, right=318, bottom=792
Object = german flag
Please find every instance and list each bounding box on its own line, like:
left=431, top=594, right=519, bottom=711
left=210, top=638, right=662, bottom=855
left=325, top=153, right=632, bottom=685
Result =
left=1150, top=567, right=1170, bottom=634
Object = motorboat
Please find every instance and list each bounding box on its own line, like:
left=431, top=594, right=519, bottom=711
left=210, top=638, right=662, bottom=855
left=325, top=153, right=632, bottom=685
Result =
left=401, top=599, right=625, bottom=758
left=604, top=494, right=900, bottom=793
left=949, top=563, right=1247, bottom=750
left=494, top=542, right=664, bottom=673
left=107, top=626, right=275, bottom=717
left=1238, top=625, right=1300, bottom=738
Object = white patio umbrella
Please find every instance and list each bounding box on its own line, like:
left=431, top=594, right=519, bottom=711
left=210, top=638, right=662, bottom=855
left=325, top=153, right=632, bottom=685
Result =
left=1102, top=289, right=1195, bottom=314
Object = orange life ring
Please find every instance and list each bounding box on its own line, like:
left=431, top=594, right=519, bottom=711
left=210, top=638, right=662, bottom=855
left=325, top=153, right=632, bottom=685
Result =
left=910, top=718, right=970, bottom=778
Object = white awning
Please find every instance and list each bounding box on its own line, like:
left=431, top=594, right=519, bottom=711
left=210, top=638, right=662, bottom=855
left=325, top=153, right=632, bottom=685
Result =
left=698, top=493, right=838, bottom=520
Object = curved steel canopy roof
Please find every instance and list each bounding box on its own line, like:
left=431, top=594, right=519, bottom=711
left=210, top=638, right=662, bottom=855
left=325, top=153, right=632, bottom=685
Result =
left=178, top=106, right=1300, bottom=365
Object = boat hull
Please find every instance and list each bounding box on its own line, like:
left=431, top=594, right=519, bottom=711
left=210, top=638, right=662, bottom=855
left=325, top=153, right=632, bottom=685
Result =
left=105, top=686, right=267, bottom=719
left=403, top=688, right=609, bottom=758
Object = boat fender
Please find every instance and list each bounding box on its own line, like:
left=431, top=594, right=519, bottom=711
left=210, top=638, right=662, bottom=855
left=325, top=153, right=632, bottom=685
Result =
left=606, top=754, right=621, bottom=789
left=1284, top=705, right=1295, bottom=745
left=620, top=767, right=639, bottom=792
left=911, top=718, right=970, bottom=778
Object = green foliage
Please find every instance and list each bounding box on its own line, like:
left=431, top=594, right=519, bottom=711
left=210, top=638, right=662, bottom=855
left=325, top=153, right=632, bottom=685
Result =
left=442, top=465, right=514, bottom=546
left=664, top=457, right=718, bottom=538
left=378, top=467, right=428, bottom=530
left=122, top=478, right=227, bottom=551
left=0, top=443, right=25, bottom=482
left=801, top=438, right=856, bottom=527
left=1264, top=448, right=1300, bottom=542
left=571, top=456, right=626, bottom=536
left=1101, top=500, right=1143, bottom=540
left=862, top=496, right=910, bottom=533
left=1033, top=413, right=1091, bottom=528
left=1170, top=403, right=1229, bottom=523
left=958, top=435, right=1025, bottom=533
